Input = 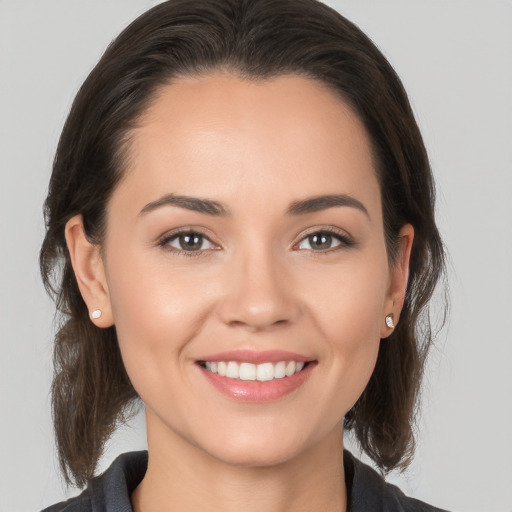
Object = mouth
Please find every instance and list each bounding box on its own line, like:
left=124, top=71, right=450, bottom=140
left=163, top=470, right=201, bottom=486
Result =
left=195, top=351, right=317, bottom=403
left=198, top=361, right=311, bottom=382
left=198, top=360, right=309, bottom=381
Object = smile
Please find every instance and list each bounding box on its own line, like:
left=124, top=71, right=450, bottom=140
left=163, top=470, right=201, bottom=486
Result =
left=196, top=350, right=316, bottom=402
left=202, top=361, right=306, bottom=381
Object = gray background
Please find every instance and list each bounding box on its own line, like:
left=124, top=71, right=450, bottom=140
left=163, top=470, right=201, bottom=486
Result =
left=1, top=1, right=511, bottom=511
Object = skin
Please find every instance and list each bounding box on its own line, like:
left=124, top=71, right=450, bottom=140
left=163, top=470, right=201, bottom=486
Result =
left=65, top=71, right=413, bottom=512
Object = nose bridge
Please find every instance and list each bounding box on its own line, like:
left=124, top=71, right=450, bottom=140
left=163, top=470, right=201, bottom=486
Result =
left=218, top=235, right=298, bottom=330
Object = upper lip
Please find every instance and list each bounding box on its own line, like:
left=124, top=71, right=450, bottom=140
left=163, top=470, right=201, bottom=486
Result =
left=196, top=349, right=315, bottom=364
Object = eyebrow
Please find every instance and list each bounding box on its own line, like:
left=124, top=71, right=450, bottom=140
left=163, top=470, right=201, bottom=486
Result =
left=139, top=193, right=230, bottom=217
left=139, top=193, right=369, bottom=218
left=286, top=194, right=369, bottom=217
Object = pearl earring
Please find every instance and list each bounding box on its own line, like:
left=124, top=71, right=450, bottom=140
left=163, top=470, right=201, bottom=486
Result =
left=91, top=309, right=102, bottom=319
left=385, top=314, right=394, bottom=329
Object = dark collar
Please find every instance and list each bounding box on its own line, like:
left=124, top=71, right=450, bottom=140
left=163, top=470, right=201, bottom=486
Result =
left=42, top=450, right=448, bottom=512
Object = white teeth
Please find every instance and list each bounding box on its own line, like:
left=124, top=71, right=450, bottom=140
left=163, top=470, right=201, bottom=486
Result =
left=205, top=361, right=217, bottom=373
left=226, top=361, right=239, bottom=378
left=274, top=361, right=286, bottom=379
left=257, top=362, right=274, bottom=382
left=239, top=362, right=256, bottom=381
left=285, top=361, right=296, bottom=377
left=203, top=360, right=307, bottom=381
left=217, top=361, right=227, bottom=377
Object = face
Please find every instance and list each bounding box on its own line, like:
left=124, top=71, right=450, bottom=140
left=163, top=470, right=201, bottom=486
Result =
left=73, top=71, right=412, bottom=467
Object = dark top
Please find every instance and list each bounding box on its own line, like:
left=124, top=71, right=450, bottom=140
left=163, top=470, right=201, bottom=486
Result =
left=41, top=450, right=449, bottom=512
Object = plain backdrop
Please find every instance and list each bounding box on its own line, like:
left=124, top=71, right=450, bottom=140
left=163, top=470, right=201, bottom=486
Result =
left=1, top=1, right=511, bottom=511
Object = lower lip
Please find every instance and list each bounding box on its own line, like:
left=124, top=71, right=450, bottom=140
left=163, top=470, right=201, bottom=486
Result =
left=198, top=363, right=316, bottom=403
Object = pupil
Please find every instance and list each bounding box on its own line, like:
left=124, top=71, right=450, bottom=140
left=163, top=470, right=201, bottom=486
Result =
left=180, top=234, right=202, bottom=250
left=310, top=233, right=331, bottom=250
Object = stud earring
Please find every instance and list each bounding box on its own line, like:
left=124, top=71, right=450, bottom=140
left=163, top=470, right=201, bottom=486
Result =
left=91, top=309, right=102, bottom=320
left=385, top=314, right=394, bottom=329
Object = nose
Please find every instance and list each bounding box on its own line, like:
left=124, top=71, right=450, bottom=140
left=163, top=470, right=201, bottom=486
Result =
left=217, top=246, right=300, bottom=332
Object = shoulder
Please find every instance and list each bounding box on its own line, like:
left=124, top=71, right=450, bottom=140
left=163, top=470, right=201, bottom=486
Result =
left=40, top=451, right=148, bottom=512
left=41, top=492, right=90, bottom=512
left=344, top=450, right=450, bottom=512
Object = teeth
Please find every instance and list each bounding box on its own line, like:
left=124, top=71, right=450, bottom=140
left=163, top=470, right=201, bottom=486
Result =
left=274, top=361, right=286, bottom=379
left=285, top=361, right=296, bottom=377
left=217, top=361, right=227, bottom=377
left=203, top=360, right=307, bottom=381
left=257, top=362, right=274, bottom=382
left=226, top=361, right=239, bottom=378
left=239, top=362, right=256, bottom=381
left=205, top=361, right=218, bottom=373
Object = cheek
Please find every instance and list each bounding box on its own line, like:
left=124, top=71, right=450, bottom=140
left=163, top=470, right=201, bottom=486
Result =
left=306, top=253, right=388, bottom=341
left=107, top=245, right=209, bottom=329
left=302, top=255, right=388, bottom=409
left=104, top=251, right=214, bottom=389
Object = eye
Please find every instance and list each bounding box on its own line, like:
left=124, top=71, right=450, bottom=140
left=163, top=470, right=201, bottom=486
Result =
left=295, top=230, right=353, bottom=252
left=160, top=231, right=218, bottom=253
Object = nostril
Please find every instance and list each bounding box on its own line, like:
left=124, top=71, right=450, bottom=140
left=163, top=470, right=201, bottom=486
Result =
left=217, top=277, right=300, bottom=330
left=226, top=318, right=291, bottom=332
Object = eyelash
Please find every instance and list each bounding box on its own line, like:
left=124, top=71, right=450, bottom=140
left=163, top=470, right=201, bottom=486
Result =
left=294, top=227, right=355, bottom=254
left=157, top=227, right=355, bottom=258
left=157, top=229, right=219, bottom=258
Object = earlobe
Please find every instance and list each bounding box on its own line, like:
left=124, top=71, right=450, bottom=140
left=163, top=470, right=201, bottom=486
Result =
left=381, top=224, right=414, bottom=338
left=64, top=215, right=114, bottom=327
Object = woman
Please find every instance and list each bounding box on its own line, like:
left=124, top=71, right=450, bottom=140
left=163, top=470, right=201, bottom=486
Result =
left=40, top=0, right=448, bottom=510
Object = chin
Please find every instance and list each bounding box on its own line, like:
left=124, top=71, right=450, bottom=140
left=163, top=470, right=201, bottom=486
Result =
left=208, top=440, right=304, bottom=468
left=194, top=423, right=314, bottom=469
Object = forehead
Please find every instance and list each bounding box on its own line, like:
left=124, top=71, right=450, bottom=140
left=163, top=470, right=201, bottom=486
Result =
left=116, top=71, right=381, bottom=220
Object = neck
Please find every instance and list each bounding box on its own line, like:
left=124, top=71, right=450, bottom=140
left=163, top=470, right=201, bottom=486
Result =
left=132, top=412, right=347, bottom=512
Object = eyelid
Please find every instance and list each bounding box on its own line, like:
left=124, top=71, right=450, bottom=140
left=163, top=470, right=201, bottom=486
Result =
left=292, top=226, right=355, bottom=251
left=156, top=225, right=355, bottom=256
left=157, top=227, right=221, bottom=255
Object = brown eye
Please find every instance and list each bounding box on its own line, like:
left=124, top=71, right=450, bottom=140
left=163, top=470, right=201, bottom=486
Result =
left=296, top=230, right=350, bottom=252
left=308, top=233, right=334, bottom=250
left=164, top=232, right=216, bottom=252
left=178, top=233, right=203, bottom=250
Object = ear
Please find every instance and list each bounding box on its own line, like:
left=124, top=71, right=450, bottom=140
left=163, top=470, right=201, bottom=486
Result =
left=65, top=215, right=114, bottom=327
left=380, top=223, right=414, bottom=338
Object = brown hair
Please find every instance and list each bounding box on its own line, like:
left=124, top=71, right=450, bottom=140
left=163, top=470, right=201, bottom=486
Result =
left=40, top=0, right=446, bottom=487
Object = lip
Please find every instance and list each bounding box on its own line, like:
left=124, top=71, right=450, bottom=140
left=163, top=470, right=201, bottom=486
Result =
left=197, top=349, right=314, bottom=365
left=196, top=351, right=317, bottom=403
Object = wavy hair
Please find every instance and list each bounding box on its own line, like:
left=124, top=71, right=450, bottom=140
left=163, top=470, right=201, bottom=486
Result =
left=40, top=0, right=447, bottom=487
